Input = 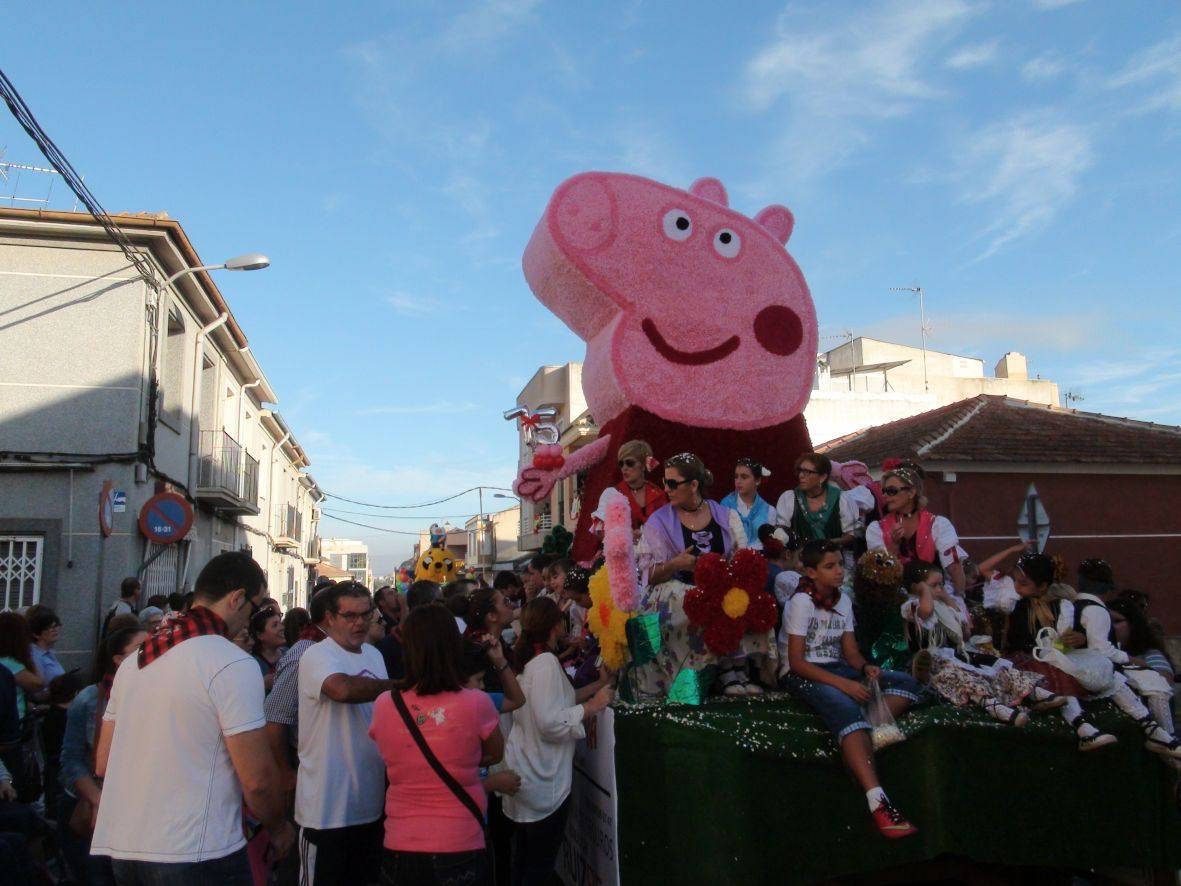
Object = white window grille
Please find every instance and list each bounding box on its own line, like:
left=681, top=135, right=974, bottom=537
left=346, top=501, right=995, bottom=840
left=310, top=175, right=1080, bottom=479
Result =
left=143, top=540, right=189, bottom=598
left=0, top=536, right=43, bottom=610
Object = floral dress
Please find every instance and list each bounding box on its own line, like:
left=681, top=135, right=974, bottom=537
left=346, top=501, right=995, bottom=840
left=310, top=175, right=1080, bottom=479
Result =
left=903, top=597, right=1042, bottom=708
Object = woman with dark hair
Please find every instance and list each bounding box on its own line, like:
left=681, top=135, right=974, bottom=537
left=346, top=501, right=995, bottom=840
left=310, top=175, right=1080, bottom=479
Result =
left=775, top=452, right=856, bottom=552
left=59, top=626, right=148, bottom=885
left=368, top=603, right=505, bottom=885
left=0, top=612, right=43, bottom=724
left=249, top=607, right=285, bottom=692
left=865, top=460, right=967, bottom=595
left=642, top=452, right=746, bottom=586
left=505, top=598, right=613, bottom=886
left=27, top=605, right=65, bottom=687
left=282, top=607, right=311, bottom=648
left=1109, top=596, right=1177, bottom=733
left=721, top=458, right=775, bottom=550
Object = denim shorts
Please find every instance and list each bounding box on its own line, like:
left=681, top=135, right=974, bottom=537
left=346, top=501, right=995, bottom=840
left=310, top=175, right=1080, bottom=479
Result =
left=780, top=661, right=923, bottom=740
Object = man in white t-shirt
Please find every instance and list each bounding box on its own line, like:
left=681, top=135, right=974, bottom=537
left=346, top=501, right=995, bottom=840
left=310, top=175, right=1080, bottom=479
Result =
left=93, top=552, right=293, bottom=884
left=296, top=581, right=394, bottom=885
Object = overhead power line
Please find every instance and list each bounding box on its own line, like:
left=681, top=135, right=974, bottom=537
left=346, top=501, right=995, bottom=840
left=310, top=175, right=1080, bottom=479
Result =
left=320, top=486, right=514, bottom=510
left=0, top=68, right=160, bottom=292
left=320, top=511, right=439, bottom=536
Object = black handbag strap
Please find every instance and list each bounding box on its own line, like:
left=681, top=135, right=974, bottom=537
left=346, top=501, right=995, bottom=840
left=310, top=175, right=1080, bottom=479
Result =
left=391, top=690, right=486, bottom=831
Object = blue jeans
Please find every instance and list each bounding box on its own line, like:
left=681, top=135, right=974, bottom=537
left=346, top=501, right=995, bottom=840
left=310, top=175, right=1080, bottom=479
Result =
left=781, top=662, right=923, bottom=740
left=110, top=847, right=251, bottom=886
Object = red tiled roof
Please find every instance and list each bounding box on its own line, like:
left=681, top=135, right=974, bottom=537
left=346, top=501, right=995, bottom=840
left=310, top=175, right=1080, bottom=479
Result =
left=817, top=395, right=1181, bottom=468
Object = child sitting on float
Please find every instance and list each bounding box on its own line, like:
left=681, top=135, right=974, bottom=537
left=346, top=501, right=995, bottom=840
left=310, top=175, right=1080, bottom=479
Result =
left=902, top=560, right=1054, bottom=727
left=987, top=547, right=1181, bottom=758
left=757, top=524, right=801, bottom=621
left=778, top=539, right=923, bottom=839
left=721, top=458, right=775, bottom=550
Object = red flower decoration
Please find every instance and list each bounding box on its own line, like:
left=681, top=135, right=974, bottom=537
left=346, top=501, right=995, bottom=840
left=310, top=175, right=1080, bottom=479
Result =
left=683, top=549, right=776, bottom=655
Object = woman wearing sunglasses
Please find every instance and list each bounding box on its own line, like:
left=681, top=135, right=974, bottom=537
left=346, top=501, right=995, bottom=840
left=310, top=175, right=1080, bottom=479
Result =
left=613, top=439, right=668, bottom=533
left=641, top=453, right=761, bottom=696
left=865, top=462, right=967, bottom=596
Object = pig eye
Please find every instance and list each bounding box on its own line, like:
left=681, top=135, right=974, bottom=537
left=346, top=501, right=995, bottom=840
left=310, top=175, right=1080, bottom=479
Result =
left=662, top=209, right=693, bottom=241
left=713, top=228, right=741, bottom=259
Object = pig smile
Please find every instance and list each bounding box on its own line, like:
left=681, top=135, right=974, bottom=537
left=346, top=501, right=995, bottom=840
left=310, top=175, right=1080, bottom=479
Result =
left=641, top=317, right=740, bottom=366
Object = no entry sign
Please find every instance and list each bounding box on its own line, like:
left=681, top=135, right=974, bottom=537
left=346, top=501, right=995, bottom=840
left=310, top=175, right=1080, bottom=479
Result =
left=138, top=492, right=194, bottom=544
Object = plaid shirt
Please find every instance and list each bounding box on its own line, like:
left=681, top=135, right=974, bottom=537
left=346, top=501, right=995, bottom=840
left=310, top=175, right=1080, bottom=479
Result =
left=264, top=637, right=316, bottom=744
left=138, top=606, right=227, bottom=668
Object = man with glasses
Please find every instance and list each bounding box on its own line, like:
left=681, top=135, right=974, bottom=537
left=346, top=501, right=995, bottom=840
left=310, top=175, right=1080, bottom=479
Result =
left=295, top=581, right=391, bottom=885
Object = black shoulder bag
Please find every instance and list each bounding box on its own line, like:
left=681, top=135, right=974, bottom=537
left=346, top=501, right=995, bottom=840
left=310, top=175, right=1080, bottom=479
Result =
left=390, top=690, right=492, bottom=866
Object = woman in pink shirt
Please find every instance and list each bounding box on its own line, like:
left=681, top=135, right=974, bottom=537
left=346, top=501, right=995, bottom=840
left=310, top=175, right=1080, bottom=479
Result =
left=369, top=603, right=504, bottom=885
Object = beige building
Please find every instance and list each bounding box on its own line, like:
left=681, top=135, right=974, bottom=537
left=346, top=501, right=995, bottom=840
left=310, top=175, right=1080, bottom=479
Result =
left=808, top=338, right=1059, bottom=446
left=465, top=504, right=523, bottom=578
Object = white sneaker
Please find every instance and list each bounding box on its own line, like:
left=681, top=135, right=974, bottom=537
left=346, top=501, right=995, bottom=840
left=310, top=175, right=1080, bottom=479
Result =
left=1079, top=730, right=1118, bottom=752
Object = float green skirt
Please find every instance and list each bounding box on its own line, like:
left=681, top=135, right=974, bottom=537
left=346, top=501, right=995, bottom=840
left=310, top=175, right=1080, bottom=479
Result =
left=614, top=696, right=1181, bottom=884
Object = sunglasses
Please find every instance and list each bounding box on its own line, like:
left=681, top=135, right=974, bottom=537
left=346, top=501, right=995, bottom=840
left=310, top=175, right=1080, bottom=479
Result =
left=797, top=467, right=820, bottom=476
left=334, top=607, right=375, bottom=624
left=618, top=458, right=639, bottom=469
left=881, top=486, right=912, bottom=497
left=662, top=477, right=691, bottom=490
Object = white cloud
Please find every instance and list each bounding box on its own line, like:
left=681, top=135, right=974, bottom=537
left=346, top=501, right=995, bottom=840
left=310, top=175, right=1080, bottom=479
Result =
left=440, top=0, right=543, bottom=54
left=1022, top=53, right=1067, bottom=81
left=1109, top=35, right=1181, bottom=113
left=946, top=41, right=998, bottom=70
left=1031, top=0, right=1083, bottom=9
left=741, top=0, right=978, bottom=181
left=952, top=113, right=1094, bottom=260
left=359, top=401, right=479, bottom=416
left=384, top=291, right=440, bottom=317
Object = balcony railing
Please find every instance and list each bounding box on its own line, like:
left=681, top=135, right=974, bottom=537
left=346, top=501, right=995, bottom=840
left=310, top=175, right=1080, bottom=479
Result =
left=518, top=512, right=553, bottom=552
left=196, top=430, right=260, bottom=515
left=273, top=504, right=301, bottom=546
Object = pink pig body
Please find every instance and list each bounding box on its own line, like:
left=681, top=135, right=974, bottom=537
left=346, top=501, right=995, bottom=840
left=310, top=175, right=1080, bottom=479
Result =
left=516, top=173, right=819, bottom=562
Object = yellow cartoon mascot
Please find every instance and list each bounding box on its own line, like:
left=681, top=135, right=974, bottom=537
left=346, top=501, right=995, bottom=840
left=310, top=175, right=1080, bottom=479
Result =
left=414, top=546, right=462, bottom=584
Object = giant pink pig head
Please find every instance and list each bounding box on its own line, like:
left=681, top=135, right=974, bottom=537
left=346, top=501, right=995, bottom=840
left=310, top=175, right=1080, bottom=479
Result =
left=522, top=173, right=818, bottom=431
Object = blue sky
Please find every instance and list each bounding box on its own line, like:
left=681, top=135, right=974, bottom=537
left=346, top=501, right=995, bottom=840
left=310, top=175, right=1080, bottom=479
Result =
left=4, top=0, right=1179, bottom=569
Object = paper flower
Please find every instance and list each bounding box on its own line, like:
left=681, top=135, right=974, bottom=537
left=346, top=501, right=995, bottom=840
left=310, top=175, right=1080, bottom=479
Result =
left=587, top=564, right=630, bottom=670
left=683, top=549, right=776, bottom=656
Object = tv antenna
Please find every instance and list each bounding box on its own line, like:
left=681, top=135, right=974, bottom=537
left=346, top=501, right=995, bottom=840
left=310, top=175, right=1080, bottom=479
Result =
left=0, top=147, right=71, bottom=209
left=890, top=285, right=932, bottom=392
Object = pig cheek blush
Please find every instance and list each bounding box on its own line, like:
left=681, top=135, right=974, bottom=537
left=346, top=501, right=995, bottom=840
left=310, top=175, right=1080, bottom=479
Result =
left=753, top=305, right=804, bottom=356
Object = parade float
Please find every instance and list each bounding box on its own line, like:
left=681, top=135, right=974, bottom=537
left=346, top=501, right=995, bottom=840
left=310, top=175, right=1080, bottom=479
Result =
left=512, top=173, right=1181, bottom=884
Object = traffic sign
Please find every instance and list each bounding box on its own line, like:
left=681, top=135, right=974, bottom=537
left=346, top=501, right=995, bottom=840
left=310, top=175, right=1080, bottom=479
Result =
left=138, top=492, right=194, bottom=544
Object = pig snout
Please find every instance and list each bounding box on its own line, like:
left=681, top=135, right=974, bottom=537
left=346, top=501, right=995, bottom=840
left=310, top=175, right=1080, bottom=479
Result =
left=551, top=175, right=617, bottom=252
left=754, top=304, right=804, bottom=356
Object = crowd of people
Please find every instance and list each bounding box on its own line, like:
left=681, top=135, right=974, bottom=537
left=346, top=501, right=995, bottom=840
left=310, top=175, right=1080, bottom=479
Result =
left=0, top=440, right=1176, bottom=883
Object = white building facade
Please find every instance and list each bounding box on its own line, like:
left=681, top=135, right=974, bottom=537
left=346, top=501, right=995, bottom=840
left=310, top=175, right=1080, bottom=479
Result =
left=0, top=208, right=322, bottom=667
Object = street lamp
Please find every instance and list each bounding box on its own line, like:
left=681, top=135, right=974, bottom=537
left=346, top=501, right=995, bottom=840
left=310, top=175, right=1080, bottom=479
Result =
left=493, top=493, right=520, bottom=501
left=165, top=252, right=271, bottom=286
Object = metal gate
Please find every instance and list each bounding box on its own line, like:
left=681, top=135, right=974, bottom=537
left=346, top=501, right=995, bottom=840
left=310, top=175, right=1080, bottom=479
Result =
left=0, top=535, right=43, bottom=610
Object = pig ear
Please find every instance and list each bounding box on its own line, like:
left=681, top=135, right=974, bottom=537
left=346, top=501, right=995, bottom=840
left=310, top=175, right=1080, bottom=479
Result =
left=755, top=205, right=795, bottom=244
left=689, top=178, right=728, bottom=207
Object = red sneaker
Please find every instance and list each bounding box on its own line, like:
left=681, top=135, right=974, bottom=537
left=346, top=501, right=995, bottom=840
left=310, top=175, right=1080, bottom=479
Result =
left=871, top=799, right=918, bottom=839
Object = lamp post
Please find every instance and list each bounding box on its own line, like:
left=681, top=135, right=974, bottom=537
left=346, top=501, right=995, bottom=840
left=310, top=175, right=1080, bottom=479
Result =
left=890, top=286, right=930, bottom=392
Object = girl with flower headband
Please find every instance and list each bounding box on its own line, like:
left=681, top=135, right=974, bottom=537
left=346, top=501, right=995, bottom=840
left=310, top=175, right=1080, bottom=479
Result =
left=865, top=460, right=968, bottom=597
left=987, top=547, right=1181, bottom=757
left=721, top=458, right=775, bottom=550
